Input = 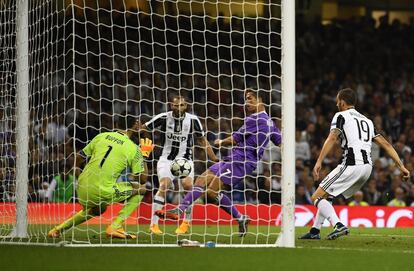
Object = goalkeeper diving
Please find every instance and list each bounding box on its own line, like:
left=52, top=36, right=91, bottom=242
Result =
left=48, top=116, right=154, bottom=239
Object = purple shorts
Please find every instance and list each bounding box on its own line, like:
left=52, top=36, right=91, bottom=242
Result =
left=209, top=161, right=256, bottom=186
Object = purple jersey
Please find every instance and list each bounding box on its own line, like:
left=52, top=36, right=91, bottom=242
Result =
left=230, top=111, right=281, bottom=165
left=210, top=111, right=281, bottom=186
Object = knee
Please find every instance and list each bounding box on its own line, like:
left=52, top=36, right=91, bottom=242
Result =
left=182, top=179, right=193, bottom=191
left=89, top=204, right=106, bottom=216
left=158, top=180, right=170, bottom=192
left=194, top=174, right=208, bottom=187
left=311, top=188, right=328, bottom=204
left=206, top=187, right=218, bottom=200
left=312, top=195, right=328, bottom=207
left=311, top=194, right=319, bottom=204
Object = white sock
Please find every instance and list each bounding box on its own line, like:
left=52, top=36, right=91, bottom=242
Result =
left=315, top=198, right=340, bottom=226
left=184, top=204, right=192, bottom=222
left=151, top=195, right=165, bottom=225
left=312, top=210, right=325, bottom=230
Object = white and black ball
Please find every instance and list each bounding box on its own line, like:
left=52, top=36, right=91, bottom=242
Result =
left=170, top=158, right=192, bottom=178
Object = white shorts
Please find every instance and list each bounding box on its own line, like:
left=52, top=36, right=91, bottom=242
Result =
left=319, top=164, right=372, bottom=199
left=157, top=157, right=195, bottom=181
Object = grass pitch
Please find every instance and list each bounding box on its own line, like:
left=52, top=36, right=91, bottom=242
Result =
left=1, top=226, right=413, bottom=271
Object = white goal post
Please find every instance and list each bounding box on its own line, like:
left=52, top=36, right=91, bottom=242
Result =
left=14, top=0, right=30, bottom=238
left=1, top=0, right=295, bottom=247
left=277, top=0, right=295, bottom=248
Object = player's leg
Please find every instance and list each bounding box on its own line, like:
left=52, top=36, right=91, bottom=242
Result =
left=209, top=161, right=251, bottom=236
left=150, top=177, right=173, bottom=234
left=48, top=202, right=106, bottom=238
left=206, top=179, right=241, bottom=220
left=175, top=176, right=193, bottom=234
left=311, top=187, right=348, bottom=240
left=206, top=179, right=250, bottom=237
left=156, top=169, right=215, bottom=220
left=299, top=195, right=334, bottom=240
left=106, top=182, right=144, bottom=239
left=110, top=182, right=144, bottom=229
left=48, top=182, right=107, bottom=238
left=309, top=165, right=354, bottom=240
left=322, top=164, right=371, bottom=240
left=150, top=159, right=174, bottom=233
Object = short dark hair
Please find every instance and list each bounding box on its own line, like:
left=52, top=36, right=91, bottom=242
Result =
left=171, top=95, right=187, bottom=102
left=337, top=88, right=357, bottom=106
left=245, top=89, right=269, bottom=104
left=245, top=89, right=258, bottom=99
left=117, top=115, right=137, bottom=130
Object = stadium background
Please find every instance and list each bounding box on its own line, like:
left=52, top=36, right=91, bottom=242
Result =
left=2, top=0, right=414, bottom=208
left=1, top=1, right=414, bottom=270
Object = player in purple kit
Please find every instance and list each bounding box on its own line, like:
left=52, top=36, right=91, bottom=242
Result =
left=156, top=89, right=281, bottom=236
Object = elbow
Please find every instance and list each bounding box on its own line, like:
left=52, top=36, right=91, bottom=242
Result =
left=211, top=156, right=219, bottom=163
left=138, top=185, right=147, bottom=195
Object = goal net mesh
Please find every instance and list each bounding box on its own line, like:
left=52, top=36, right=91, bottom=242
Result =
left=0, top=0, right=283, bottom=246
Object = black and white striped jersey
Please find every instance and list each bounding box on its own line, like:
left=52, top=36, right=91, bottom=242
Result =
left=331, top=108, right=379, bottom=166
left=144, top=111, right=205, bottom=161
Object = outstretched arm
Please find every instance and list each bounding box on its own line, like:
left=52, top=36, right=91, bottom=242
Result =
left=129, top=138, right=154, bottom=186
left=198, top=137, right=219, bottom=162
left=214, top=135, right=235, bottom=148
left=313, top=129, right=340, bottom=180
left=138, top=123, right=152, bottom=139
left=373, top=135, right=410, bottom=181
left=129, top=162, right=149, bottom=185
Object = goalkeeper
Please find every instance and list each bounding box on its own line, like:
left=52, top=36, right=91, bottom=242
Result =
left=48, top=117, right=154, bottom=239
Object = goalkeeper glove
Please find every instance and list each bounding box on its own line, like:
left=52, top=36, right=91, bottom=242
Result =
left=140, top=138, right=154, bottom=158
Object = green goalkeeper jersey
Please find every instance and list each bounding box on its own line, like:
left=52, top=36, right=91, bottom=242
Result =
left=79, top=131, right=144, bottom=193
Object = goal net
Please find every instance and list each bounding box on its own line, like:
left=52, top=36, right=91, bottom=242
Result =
left=0, top=0, right=294, bottom=247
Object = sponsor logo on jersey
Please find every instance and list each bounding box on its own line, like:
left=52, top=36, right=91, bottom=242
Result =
left=167, top=133, right=187, bottom=142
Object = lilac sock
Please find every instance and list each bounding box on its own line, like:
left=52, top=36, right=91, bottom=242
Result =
left=179, top=186, right=204, bottom=212
left=218, top=193, right=241, bottom=219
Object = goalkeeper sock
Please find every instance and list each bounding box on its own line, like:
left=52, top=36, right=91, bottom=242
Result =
left=314, top=198, right=340, bottom=227
left=151, top=195, right=165, bottom=225
left=111, top=194, right=142, bottom=229
left=179, top=186, right=203, bottom=212
left=55, top=210, right=89, bottom=231
left=217, top=193, right=241, bottom=220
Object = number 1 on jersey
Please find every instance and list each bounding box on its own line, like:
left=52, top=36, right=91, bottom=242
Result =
left=100, top=145, right=113, bottom=168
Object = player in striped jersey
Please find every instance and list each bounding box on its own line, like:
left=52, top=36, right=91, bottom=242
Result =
left=156, top=89, right=282, bottom=237
left=141, top=95, right=218, bottom=234
left=300, top=88, right=410, bottom=240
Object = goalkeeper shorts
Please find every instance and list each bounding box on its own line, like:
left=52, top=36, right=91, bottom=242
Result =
left=77, top=182, right=135, bottom=208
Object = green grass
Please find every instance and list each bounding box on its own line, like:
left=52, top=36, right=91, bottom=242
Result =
left=1, top=226, right=414, bottom=271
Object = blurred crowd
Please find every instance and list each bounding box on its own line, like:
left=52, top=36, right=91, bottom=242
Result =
left=1, top=9, right=414, bottom=207
left=294, top=15, right=414, bottom=207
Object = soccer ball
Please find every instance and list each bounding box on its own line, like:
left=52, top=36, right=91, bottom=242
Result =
left=170, top=158, right=192, bottom=178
